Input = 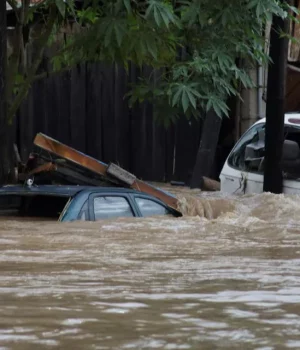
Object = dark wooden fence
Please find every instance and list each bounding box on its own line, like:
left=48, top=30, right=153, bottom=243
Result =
left=16, top=63, right=204, bottom=182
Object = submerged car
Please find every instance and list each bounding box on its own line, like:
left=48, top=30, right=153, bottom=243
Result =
left=220, top=113, right=300, bottom=194
left=0, top=185, right=181, bottom=221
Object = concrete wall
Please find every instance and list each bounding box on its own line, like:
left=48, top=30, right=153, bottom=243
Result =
left=237, top=64, right=267, bottom=137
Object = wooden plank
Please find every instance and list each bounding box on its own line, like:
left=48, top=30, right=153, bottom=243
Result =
left=149, top=69, right=166, bottom=181
left=33, top=133, right=179, bottom=211
left=85, top=63, right=103, bottom=160
left=34, top=133, right=108, bottom=173
left=165, top=124, right=175, bottom=182
left=28, top=162, right=57, bottom=176
left=114, top=64, right=130, bottom=169
left=128, top=64, right=144, bottom=178
left=130, top=102, right=148, bottom=179
left=150, top=122, right=166, bottom=181
left=173, top=117, right=202, bottom=183
left=131, top=67, right=166, bottom=181
left=55, top=70, right=71, bottom=144
left=33, top=79, right=47, bottom=136
left=70, top=65, right=86, bottom=151
left=132, top=179, right=178, bottom=210
left=101, top=63, right=117, bottom=163
left=44, top=74, right=58, bottom=137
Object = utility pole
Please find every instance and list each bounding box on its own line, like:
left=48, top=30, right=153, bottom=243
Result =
left=263, top=1, right=289, bottom=193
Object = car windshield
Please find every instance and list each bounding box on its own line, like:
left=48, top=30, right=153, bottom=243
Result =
left=228, top=123, right=300, bottom=179
left=0, top=194, right=71, bottom=220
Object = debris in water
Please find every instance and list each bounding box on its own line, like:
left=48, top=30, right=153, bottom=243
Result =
left=18, top=133, right=181, bottom=214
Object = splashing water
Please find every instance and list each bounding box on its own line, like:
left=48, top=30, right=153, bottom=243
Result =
left=1, top=186, right=300, bottom=349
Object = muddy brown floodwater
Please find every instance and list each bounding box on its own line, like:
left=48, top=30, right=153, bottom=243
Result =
left=2, top=186, right=300, bottom=350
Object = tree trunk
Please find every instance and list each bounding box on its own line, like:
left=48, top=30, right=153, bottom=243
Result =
left=190, top=110, right=222, bottom=189
left=263, top=3, right=289, bottom=193
left=0, top=2, right=14, bottom=185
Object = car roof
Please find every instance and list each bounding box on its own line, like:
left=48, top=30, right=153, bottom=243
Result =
left=0, top=185, right=143, bottom=197
left=255, top=113, right=300, bottom=127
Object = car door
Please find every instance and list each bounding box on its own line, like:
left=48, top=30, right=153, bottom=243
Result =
left=281, top=125, right=300, bottom=194
left=133, top=195, right=173, bottom=217
left=220, top=123, right=266, bottom=194
left=88, top=193, right=138, bottom=221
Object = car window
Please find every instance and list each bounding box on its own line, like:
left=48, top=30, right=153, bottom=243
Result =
left=93, top=196, right=133, bottom=220
left=281, top=125, right=300, bottom=179
left=135, top=197, right=170, bottom=217
left=78, top=200, right=88, bottom=221
left=228, top=124, right=265, bottom=173
left=228, top=123, right=300, bottom=177
left=0, top=194, right=70, bottom=220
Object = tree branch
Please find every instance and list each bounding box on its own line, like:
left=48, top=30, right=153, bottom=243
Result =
left=32, top=65, right=72, bottom=82
left=23, top=0, right=31, bottom=24
left=6, top=1, right=24, bottom=104
left=7, top=5, right=58, bottom=122
left=19, top=0, right=30, bottom=72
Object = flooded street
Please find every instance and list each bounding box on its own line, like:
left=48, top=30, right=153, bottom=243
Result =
left=2, top=188, right=300, bottom=349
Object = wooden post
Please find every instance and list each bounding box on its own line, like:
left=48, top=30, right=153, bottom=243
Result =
left=190, top=110, right=222, bottom=189
left=263, top=1, right=289, bottom=193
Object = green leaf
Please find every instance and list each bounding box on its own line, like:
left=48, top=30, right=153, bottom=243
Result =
left=26, top=9, right=34, bottom=23
left=186, top=89, right=196, bottom=109
left=153, top=6, right=161, bottom=26
left=123, top=0, right=131, bottom=13
left=256, top=1, right=263, bottom=19
left=145, top=0, right=178, bottom=28
left=206, top=98, right=212, bottom=112
left=113, top=20, right=126, bottom=47
left=172, top=87, right=182, bottom=107
left=65, top=0, right=76, bottom=16
left=246, top=0, right=259, bottom=10
left=104, top=22, right=114, bottom=47
left=23, top=0, right=290, bottom=127
left=219, top=101, right=229, bottom=116
left=55, top=0, right=66, bottom=18
left=212, top=101, right=222, bottom=118
left=160, top=9, right=170, bottom=28
left=181, top=89, right=189, bottom=112
left=146, top=37, right=158, bottom=59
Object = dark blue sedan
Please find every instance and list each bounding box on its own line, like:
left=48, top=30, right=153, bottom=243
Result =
left=0, top=185, right=180, bottom=221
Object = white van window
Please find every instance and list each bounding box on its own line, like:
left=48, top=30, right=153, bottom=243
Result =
left=228, top=124, right=265, bottom=172
left=228, top=123, right=300, bottom=178
left=282, top=126, right=300, bottom=179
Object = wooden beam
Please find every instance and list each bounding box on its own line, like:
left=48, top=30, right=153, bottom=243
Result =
left=33, top=133, right=180, bottom=211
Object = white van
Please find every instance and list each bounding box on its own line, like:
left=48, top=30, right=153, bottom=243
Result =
left=220, top=113, right=300, bottom=194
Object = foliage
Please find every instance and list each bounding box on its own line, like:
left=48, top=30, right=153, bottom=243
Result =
left=5, top=0, right=76, bottom=121
left=5, top=0, right=299, bottom=124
